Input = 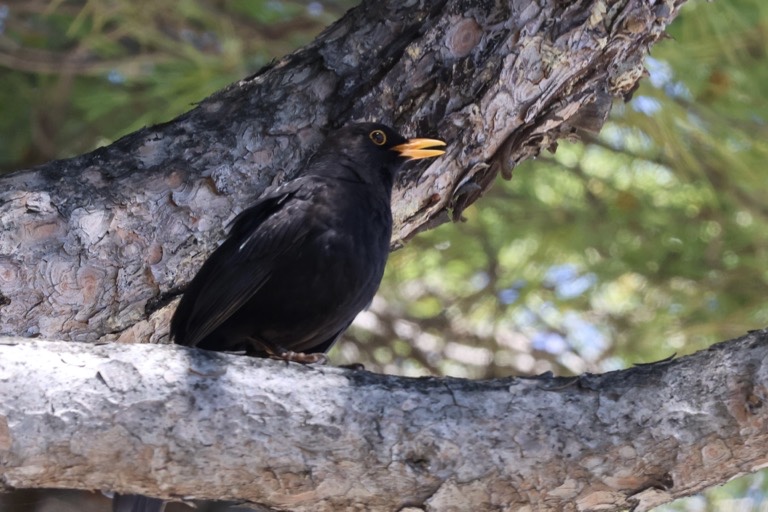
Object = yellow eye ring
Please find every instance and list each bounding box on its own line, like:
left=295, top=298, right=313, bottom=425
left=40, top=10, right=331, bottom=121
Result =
left=369, top=130, right=387, bottom=146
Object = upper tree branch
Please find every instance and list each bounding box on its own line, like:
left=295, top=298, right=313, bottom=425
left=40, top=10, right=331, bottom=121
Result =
left=0, top=0, right=683, bottom=345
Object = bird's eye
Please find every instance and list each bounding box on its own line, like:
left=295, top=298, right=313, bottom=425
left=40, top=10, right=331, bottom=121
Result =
left=369, top=130, right=387, bottom=146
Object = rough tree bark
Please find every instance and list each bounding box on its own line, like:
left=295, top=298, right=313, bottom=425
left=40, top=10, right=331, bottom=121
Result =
left=0, top=0, right=727, bottom=510
left=1, top=331, right=767, bottom=512
left=0, top=0, right=681, bottom=344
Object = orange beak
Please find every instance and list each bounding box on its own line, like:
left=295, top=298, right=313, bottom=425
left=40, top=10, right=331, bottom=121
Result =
left=392, top=138, right=446, bottom=160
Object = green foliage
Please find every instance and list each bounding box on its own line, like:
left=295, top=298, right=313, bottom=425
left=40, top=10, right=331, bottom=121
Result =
left=0, top=0, right=344, bottom=170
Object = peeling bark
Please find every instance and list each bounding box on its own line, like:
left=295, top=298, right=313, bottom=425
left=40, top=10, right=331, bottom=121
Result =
left=0, top=330, right=766, bottom=512
left=0, top=0, right=683, bottom=345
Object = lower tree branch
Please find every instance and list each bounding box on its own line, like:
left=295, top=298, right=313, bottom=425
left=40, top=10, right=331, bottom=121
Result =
left=1, top=330, right=766, bottom=511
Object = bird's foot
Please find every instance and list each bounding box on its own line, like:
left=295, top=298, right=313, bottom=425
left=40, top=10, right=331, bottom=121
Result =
left=269, top=348, right=328, bottom=365
left=247, top=337, right=328, bottom=365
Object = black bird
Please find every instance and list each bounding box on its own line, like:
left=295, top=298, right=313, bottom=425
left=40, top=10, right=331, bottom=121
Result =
left=113, top=123, right=444, bottom=512
left=171, top=122, right=445, bottom=361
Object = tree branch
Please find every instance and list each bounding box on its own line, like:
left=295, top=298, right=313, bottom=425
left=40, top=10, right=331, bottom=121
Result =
left=0, top=330, right=766, bottom=511
left=0, top=0, right=684, bottom=345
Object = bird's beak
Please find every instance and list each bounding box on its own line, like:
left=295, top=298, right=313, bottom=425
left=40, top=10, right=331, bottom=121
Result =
left=392, top=138, right=446, bottom=160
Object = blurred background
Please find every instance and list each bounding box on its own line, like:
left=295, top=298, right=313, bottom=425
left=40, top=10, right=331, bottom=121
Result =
left=1, top=0, right=767, bottom=510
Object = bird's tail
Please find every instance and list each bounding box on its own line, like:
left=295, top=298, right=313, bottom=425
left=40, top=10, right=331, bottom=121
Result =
left=112, top=494, right=166, bottom=512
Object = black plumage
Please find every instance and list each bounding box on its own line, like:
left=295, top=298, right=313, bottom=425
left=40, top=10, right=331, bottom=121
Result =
left=170, top=123, right=445, bottom=361
left=112, top=494, right=165, bottom=512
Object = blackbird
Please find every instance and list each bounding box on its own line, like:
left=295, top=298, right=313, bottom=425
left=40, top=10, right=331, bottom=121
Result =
left=170, top=122, right=445, bottom=361
left=113, top=123, right=444, bottom=512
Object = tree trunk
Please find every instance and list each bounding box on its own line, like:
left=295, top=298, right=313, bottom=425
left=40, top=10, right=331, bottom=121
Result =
left=0, top=0, right=682, bottom=345
left=0, top=330, right=766, bottom=512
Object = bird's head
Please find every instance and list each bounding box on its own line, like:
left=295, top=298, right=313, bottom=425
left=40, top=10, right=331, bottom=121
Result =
left=311, top=123, right=445, bottom=187
left=359, top=123, right=446, bottom=162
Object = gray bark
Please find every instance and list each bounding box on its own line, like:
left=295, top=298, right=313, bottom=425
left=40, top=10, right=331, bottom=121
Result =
left=0, top=0, right=683, bottom=345
left=0, top=330, right=766, bottom=512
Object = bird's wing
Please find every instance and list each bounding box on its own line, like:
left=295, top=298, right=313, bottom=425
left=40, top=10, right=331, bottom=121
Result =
left=172, top=178, right=316, bottom=347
